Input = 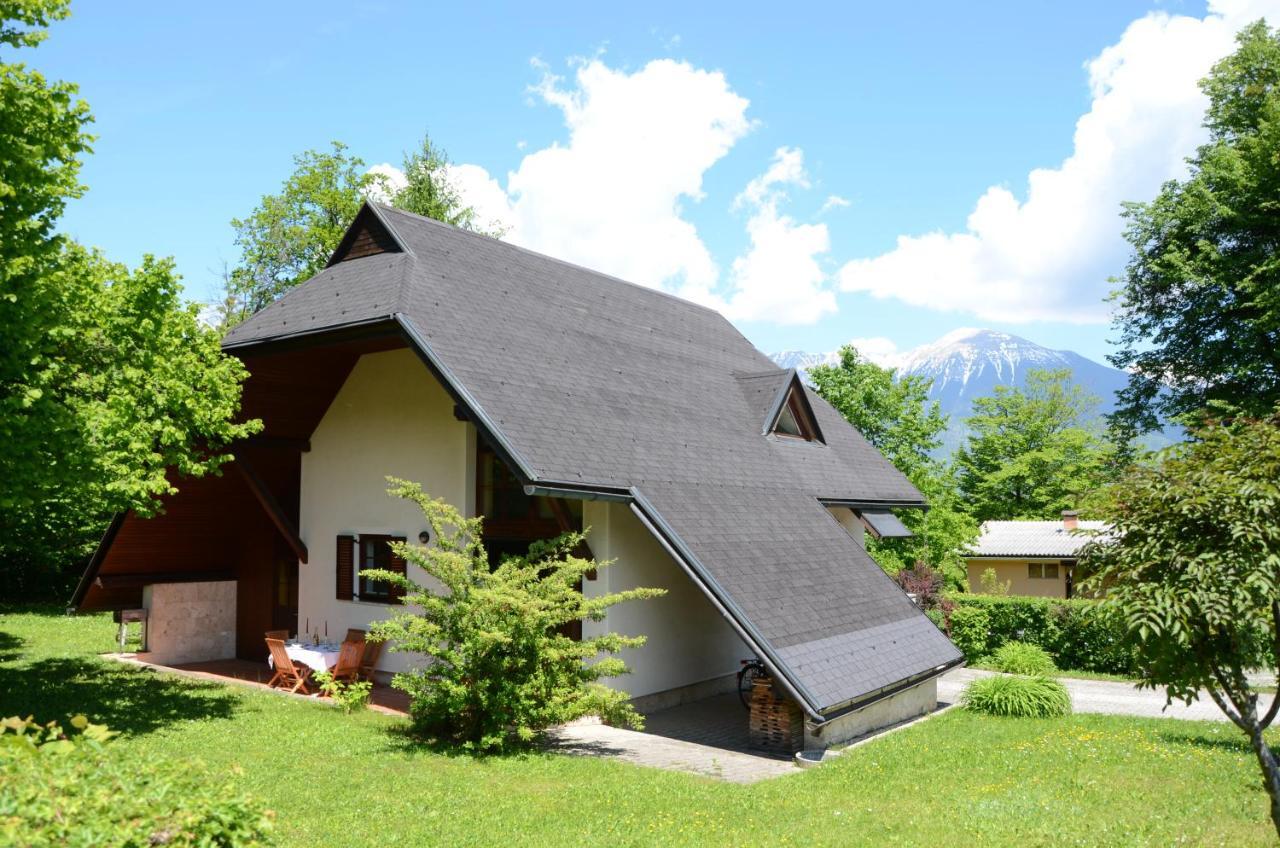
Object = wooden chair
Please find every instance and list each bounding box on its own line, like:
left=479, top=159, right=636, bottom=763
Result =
left=330, top=639, right=364, bottom=684
left=357, top=639, right=383, bottom=683
left=344, top=628, right=366, bottom=644
left=265, top=637, right=311, bottom=694
left=265, top=629, right=289, bottom=642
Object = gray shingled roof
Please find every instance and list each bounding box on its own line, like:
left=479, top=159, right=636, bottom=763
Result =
left=225, top=202, right=961, bottom=717
left=968, top=520, right=1112, bottom=558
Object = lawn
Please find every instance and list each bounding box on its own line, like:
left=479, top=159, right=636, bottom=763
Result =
left=2, top=605, right=1276, bottom=847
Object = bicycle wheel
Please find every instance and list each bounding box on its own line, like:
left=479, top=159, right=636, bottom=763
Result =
left=738, top=664, right=764, bottom=708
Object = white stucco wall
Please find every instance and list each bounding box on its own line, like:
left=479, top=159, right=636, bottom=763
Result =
left=805, top=678, right=937, bottom=749
left=299, top=348, right=471, bottom=674
left=584, top=500, right=747, bottom=701
left=827, top=506, right=865, bottom=546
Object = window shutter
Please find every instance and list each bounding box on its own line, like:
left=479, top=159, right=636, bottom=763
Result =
left=336, top=535, right=355, bottom=601
left=388, top=537, right=407, bottom=603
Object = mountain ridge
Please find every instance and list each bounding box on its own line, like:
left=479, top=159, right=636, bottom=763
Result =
left=772, top=328, right=1145, bottom=454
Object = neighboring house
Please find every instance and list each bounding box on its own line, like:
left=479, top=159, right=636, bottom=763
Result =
left=71, top=202, right=960, bottom=748
left=966, top=511, right=1109, bottom=599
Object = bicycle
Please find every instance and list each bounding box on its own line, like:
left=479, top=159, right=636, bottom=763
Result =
left=737, top=658, right=768, bottom=708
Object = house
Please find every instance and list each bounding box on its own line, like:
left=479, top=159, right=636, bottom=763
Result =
left=965, top=511, right=1109, bottom=599
left=71, top=202, right=961, bottom=748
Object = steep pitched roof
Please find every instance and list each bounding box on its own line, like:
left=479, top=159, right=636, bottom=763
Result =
left=224, top=202, right=960, bottom=717
left=968, top=520, right=1112, bottom=558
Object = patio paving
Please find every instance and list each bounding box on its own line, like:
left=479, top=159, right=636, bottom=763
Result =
left=546, top=693, right=795, bottom=784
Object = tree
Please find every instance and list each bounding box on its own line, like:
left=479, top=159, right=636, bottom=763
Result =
left=955, top=368, right=1114, bottom=522
left=809, top=346, right=977, bottom=588
left=1109, top=21, right=1280, bottom=441
left=1080, top=411, right=1280, bottom=837
left=219, top=134, right=492, bottom=326
left=0, top=2, right=258, bottom=597
left=366, top=478, right=664, bottom=752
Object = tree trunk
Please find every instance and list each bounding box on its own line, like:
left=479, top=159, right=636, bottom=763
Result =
left=1247, top=723, right=1280, bottom=838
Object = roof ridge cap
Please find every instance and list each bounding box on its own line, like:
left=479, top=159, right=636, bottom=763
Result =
left=372, top=202, right=726, bottom=317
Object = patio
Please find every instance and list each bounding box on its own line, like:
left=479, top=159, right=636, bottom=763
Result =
left=107, top=654, right=411, bottom=714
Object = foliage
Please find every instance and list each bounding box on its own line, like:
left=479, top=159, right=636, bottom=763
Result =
left=5, top=608, right=1280, bottom=846
left=978, top=567, right=1010, bottom=596
left=310, top=669, right=372, bottom=714
left=1082, top=410, right=1280, bottom=833
left=809, top=345, right=977, bottom=587
left=1109, top=22, right=1280, bottom=441
left=950, top=594, right=1139, bottom=675
left=992, top=641, right=1057, bottom=676
left=948, top=605, right=990, bottom=660
left=961, top=674, right=1071, bottom=719
left=219, top=134, right=492, bottom=326
left=365, top=478, right=664, bottom=752
left=894, top=563, right=952, bottom=614
left=0, top=714, right=273, bottom=846
left=955, top=368, right=1115, bottom=521
left=0, top=3, right=258, bottom=600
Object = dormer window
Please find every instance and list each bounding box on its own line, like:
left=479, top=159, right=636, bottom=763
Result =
left=771, top=384, right=821, bottom=443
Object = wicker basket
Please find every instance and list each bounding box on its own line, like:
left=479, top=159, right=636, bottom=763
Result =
left=748, top=675, right=803, bottom=753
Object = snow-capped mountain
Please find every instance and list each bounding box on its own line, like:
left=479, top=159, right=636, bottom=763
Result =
left=772, top=328, right=1144, bottom=454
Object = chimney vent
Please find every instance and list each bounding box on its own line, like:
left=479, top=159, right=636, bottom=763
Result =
left=1062, top=510, right=1079, bottom=531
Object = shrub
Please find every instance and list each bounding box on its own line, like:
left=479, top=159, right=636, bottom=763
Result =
left=366, top=478, right=665, bottom=752
left=0, top=715, right=274, bottom=846
left=949, top=595, right=1140, bottom=675
left=993, top=641, right=1056, bottom=676
left=948, top=605, right=990, bottom=660
left=978, top=567, right=1010, bottom=596
left=311, top=669, right=372, bottom=714
left=961, top=675, right=1071, bottom=718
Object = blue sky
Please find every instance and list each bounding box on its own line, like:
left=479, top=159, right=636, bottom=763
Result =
left=35, top=0, right=1273, bottom=364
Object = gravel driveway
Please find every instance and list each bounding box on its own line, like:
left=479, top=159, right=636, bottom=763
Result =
left=938, top=667, right=1232, bottom=722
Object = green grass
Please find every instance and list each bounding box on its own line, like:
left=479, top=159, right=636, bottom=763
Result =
left=3, top=605, right=1278, bottom=847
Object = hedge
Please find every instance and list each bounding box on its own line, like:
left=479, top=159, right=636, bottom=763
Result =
left=946, top=595, right=1140, bottom=676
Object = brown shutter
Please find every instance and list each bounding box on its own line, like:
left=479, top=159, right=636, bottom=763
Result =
left=336, top=535, right=355, bottom=601
left=389, top=537, right=407, bottom=603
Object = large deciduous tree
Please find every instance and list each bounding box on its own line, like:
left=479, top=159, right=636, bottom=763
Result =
left=1, top=1, right=259, bottom=598
left=219, top=134, right=491, bottom=326
left=809, top=346, right=977, bottom=588
left=1109, top=21, right=1280, bottom=441
left=1081, top=411, right=1280, bottom=837
left=955, top=368, right=1114, bottom=522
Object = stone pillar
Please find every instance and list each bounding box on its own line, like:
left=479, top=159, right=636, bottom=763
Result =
left=139, top=580, right=237, bottom=665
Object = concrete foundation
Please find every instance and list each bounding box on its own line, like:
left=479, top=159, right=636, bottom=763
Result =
left=138, top=580, right=236, bottom=665
left=631, top=672, right=738, bottom=714
left=804, top=678, right=938, bottom=749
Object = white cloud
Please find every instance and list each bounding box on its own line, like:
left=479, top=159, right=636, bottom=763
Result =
left=820, top=194, right=851, bottom=214
left=719, top=147, right=837, bottom=324
left=466, top=58, right=753, bottom=298
left=846, top=336, right=901, bottom=368
left=838, top=0, right=1280, bottom=324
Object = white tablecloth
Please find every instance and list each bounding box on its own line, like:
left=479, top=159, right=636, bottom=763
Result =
left=269, top=642, right=340, bottom=673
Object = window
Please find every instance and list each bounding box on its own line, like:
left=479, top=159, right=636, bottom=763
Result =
left=770, top=386, right=820, bottom=442
left=1027, top=562, right=1060, bottom=580
left=357, top=535, right=403, bottom=603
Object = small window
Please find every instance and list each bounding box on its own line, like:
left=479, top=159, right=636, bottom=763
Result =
left=358, top=535, right=396, bottom=603
left=1027, top=562, right=1060, bottom=580
left=771, top=387, right=819, bottom=442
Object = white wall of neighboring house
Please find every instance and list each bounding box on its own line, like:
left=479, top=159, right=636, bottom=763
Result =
left=299, top=347, right=473, bottom=674
left=583, top=500, right=748, bottom=703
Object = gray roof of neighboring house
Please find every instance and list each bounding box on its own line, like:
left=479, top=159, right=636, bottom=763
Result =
left=224, top=202, right=961, bottom=718
left=968, top=520, right=1112, bottom=559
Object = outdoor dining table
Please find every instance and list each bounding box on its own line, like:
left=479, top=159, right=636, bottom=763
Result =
left=268, top=641, right=341, bottom=673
